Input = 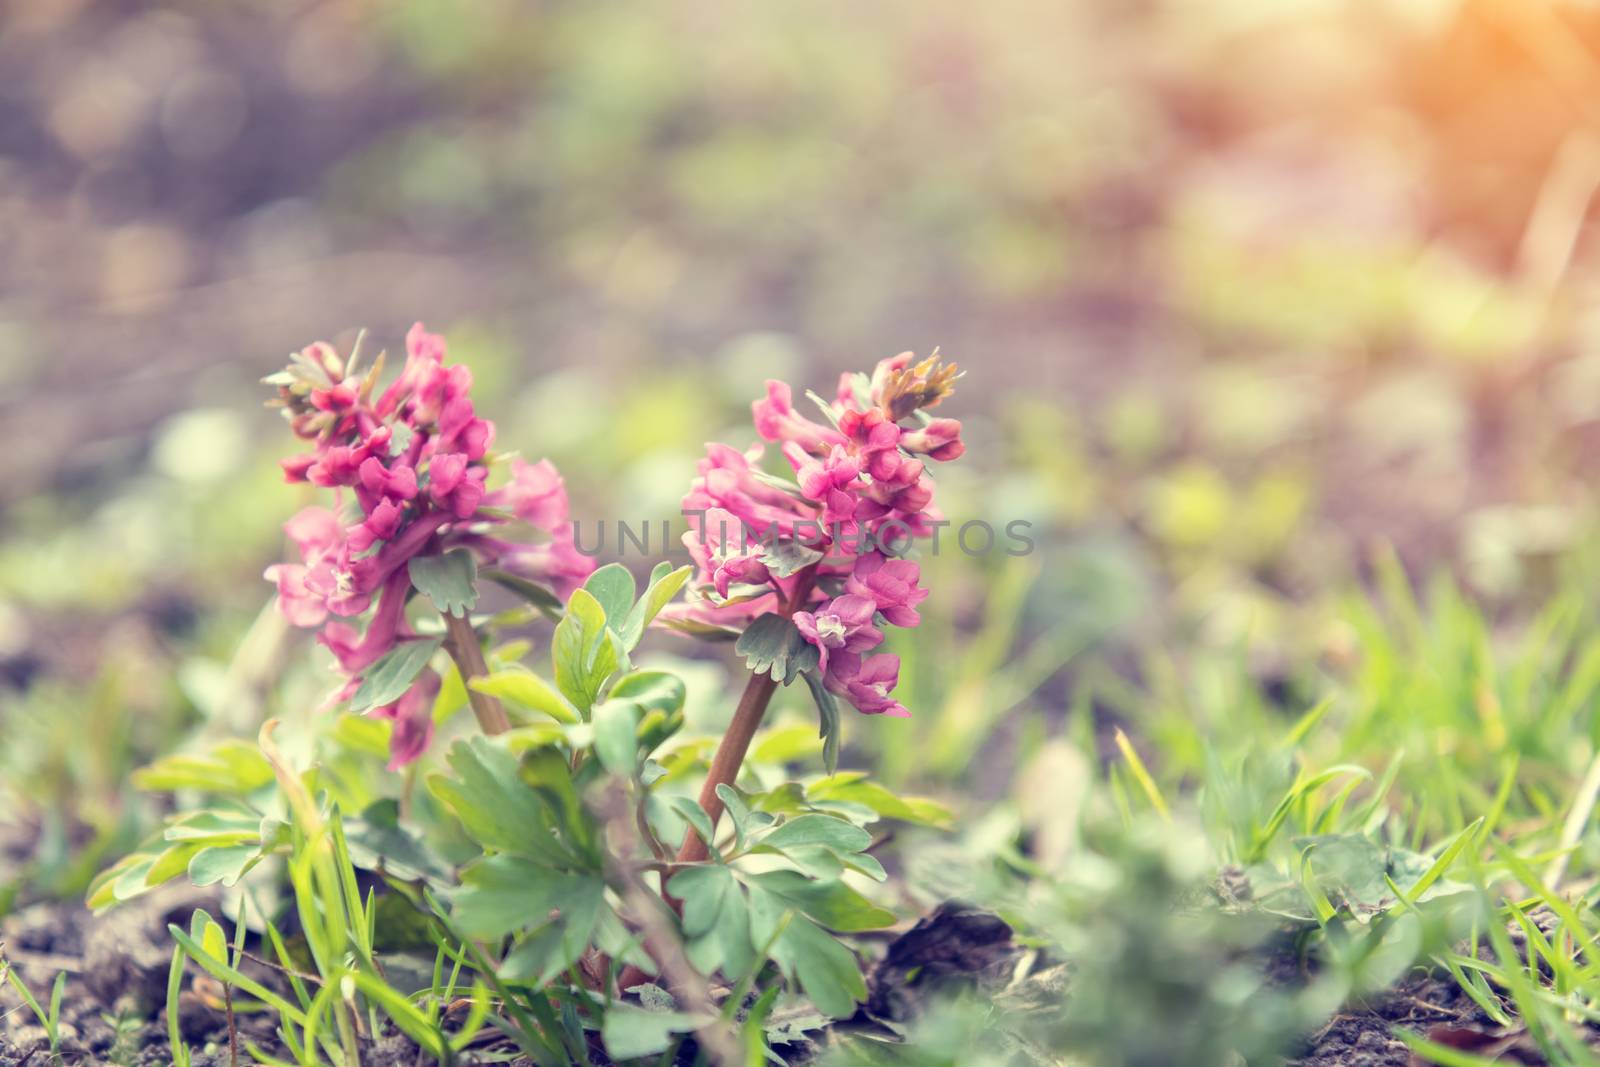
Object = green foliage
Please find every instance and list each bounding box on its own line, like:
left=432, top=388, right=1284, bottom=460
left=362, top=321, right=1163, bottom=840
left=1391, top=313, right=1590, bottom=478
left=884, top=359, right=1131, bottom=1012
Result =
left=1, top=959, right=67, bottom=1067
left=737, top=612, right=821, bottom=685
left=552, top=587, right=623, bottom=715
left=408, top=549, right=480, bottom=618
left=350, top=637, right=445, bottom=712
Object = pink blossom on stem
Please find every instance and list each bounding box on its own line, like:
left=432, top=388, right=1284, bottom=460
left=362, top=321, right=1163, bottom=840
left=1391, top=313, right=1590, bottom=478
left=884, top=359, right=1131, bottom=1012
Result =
left=265, top=323, right=592, bottom=767
left=672, top=351, right=962, bottom=718
left=793, top=593, right=882, bottom=673
left=847, top=552, right=928, bottom=627
left=496, top=458, right=570, bottom=532
left=683, top=507, right=771, bottom=598
left=491, top=527, right=597, bottom=600
left=824, top=652, right=910, bottom=718
left=752, top=381, right=844, bottom=453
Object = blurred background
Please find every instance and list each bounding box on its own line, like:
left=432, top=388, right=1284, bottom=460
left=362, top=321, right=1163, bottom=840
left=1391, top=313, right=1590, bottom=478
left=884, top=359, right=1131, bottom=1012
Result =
left=6, top=0, right=1600, bottom=905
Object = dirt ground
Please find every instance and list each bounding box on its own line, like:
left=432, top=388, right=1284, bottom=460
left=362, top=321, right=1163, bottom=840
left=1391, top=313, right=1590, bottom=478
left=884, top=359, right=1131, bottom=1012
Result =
left=0, top=892, right=1545, bottom=1067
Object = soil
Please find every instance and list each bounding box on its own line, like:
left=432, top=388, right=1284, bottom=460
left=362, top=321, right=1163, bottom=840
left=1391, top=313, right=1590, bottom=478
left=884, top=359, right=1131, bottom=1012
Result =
left=1286, top=972, right=1491, bottom=1067
left=0, top=894, right=1564, bottom=1067
left=0, top=888, right=440, bottom=1067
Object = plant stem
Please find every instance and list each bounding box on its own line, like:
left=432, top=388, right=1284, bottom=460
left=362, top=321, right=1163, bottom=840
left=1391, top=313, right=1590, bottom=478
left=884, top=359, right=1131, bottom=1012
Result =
left=596, top=786, right=741, bottom=1066
left=616, top=569, right=821, bottom=992
left=441, top=611, right=510, bottom=735
left=676, top=568, right=817, bottom=864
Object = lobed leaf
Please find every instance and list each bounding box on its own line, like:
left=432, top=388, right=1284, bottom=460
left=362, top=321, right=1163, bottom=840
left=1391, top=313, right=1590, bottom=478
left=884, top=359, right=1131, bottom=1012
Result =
left=350, top=637, right=444, bottom=712
left=737, top=613, right=820, bottom=685
left=408, top=549, right=479, bottom=618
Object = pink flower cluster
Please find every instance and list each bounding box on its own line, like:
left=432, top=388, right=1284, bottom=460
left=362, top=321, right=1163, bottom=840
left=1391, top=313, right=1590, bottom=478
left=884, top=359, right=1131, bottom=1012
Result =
left=678, top=353, right=963, bottom=718
left=264, top=324, right=594, bottom=766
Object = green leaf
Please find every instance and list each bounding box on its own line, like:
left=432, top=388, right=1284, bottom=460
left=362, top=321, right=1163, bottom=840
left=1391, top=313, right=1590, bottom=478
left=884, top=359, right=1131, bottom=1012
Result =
left=345, top=972, right=450, bottom=1061
left=657, top=608, right=744, bottom=642
left=749, top=869, right=896, bottom=932
left=668, top=866, right=733, bottom=940
left=350, top=637, right=444, bottom=712
left=431, top=663, right=470, bottom=723
left=750, top=890, right=868, bottom=1019
left=167, top=921, right=306, bottom=1027
left=162, top=809, right=262, bottom=845
left=672, top=797, right=718, bottom=857
left=607, top=670, right=687, bottom=718
left=620, top=563, right=693, bottom=650
left=132, top=740, right=273, bottom=794
left=552, top=588, right=621, bottom=714
left=145, top=843, right=205, bottom=887
left=805, top=389, right=845, bottom=428
left=497, top=881, right=606, bottom=984
left=331, top=712, right=393, bottom=757
left=601, top=1005, right=707, bottom=1060
left=592, top=699, right=640, bottom=777
left=761, top=814, right=873, bottom=854
left=583, top=564, right=636, bottom=626
left=715, top=784, right=754, bottom=852
left=200, top=916, right=228, bottom=961
left=408, top=549, right=479, bottom=618
left=808, top=774, right=953, bottom=828
left=470, top=668, right=580, bottom=724
left=759, top=540, right=825, bottom=579
left=800, top=670, right=842, bottom=773
left=751, top=723, right=825, bottom=765
left=481, top=568, right=564, bottom=618
left=343, top=800, right=452, bottom=886
left=452, top=856, right=605, bottom=941
left=736, top=613, right=819, bottom=685
left=109, top=856, right=152, bottom=903
left=428, top=738, right=569, bottom=865
left=188, top=845, right=261, bottom=888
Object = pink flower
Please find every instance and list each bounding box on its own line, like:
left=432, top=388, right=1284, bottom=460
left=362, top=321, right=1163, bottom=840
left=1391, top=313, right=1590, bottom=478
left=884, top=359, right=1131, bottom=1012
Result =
left=847, top=552, right=927, bottom=627
left=793, top=593, right=882, bottom=672
left=346, top=498, right=403, bottom=554
left=670, top=352, right=963, bottom=719
left=284, top=507, right=343, bottom=557
left=281, top=453, right=317, bottom=482
left=784, top=442, right=859, bottom=501
left=308, top=427, right=392, bottom=489
left=498, top=458, right=570, bottom=532
left=683, top=507, right=771, bottom=598
left=263, top=563, right=327, bottom=627
left=427, top=452, right=486, bottom=519
left=266, top=508, right=351, bottom=624
left=317, top=569, right=412, bottom=674
left=371, top=669, right=440, bottom=770
left=357, top=454, right=417, bottom=508
left=825, top=652, right=909, bottom=718
left=753, top=381, right=844, bottom=454
left=265, top=324, right=595, bottom=766
left=900, top=418, right=965, bottom=461
left=683, top=443, right=811, bottom=538
left=838, top=406, right=901, bottom=457
left=374, top=323, right=447, bottom=418
left=435, top=396, right=494, bottom=460
left=406, top=322, right=446, bottom=365
left=411, top=362, right=472, bottom=427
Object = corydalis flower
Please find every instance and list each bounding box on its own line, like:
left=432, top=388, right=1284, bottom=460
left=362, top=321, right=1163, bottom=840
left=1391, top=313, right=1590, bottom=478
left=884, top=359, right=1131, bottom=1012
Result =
left=264, top=325, right=595, bottom=766
left=675, top=351, right=963, bottom=717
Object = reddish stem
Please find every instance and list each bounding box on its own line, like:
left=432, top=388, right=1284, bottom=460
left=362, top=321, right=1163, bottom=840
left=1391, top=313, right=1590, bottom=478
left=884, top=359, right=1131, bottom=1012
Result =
left=616, top=568, right=820, bottom=993
left=443, top=611, right=510, bottom=735
left=676, top=567, right=818, bottom=863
